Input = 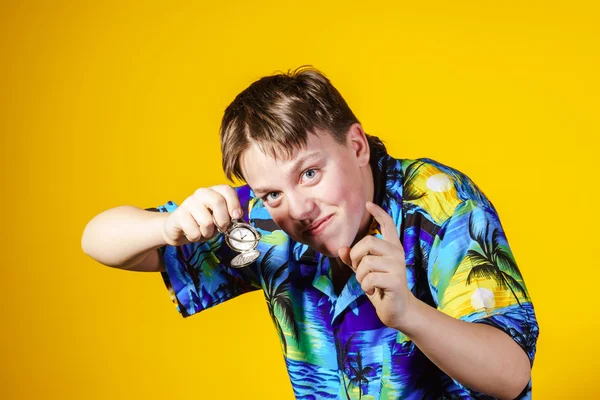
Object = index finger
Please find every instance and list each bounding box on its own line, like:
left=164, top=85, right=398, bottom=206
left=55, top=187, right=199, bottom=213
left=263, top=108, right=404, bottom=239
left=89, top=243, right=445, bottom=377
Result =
left=211, top=185, right=243, bottom=220
left=365, top=201, right=400, bottom=244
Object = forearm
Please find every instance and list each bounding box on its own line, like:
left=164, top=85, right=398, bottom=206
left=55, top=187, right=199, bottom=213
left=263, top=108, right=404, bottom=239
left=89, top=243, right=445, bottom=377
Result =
left=398, top=296, right=531, bottom=399
left=81, top=205, right=168, bottom=269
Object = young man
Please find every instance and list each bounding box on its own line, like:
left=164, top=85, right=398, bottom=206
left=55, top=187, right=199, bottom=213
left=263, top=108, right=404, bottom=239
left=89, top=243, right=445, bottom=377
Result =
left=82, top=67, right=538, bottom=399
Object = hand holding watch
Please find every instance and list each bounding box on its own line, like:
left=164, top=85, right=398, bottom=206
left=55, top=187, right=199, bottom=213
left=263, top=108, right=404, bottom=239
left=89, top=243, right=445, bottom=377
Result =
left=213, top=216, right=262, bottom=268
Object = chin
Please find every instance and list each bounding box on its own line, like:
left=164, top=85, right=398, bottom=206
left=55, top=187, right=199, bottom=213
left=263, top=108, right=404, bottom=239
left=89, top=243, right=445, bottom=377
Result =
left=316, top=236, right=354, bottom=258
left=319, top=248, right=339, bottom=258
left=296, top=225, right=359, bottom=258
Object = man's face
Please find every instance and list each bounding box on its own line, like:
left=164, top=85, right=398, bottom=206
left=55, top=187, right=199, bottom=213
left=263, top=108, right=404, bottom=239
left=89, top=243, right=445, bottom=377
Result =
left=240, top=126, right=374, bottom=257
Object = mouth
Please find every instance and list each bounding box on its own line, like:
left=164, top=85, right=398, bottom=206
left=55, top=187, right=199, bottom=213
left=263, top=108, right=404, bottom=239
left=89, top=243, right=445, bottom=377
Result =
left=304, top=214, right=334, bottom=236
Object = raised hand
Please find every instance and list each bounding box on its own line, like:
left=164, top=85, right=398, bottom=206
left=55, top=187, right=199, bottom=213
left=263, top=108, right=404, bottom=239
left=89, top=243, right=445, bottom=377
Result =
left=338, top=201, right=415, bottom=328
left=162, top=185, right=243, bottom=246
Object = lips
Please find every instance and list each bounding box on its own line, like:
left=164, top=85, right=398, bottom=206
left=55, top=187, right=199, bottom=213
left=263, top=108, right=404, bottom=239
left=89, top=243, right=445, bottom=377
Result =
left=305, top=214, right=333, bottom=236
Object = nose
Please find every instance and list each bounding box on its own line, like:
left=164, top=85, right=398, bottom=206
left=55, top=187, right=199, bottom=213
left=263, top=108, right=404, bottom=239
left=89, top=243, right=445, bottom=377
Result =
left=286, top=190, right=316, bottom=221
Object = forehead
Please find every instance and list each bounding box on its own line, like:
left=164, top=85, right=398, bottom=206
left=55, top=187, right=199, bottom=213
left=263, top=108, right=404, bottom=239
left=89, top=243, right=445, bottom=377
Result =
left=239, top=133, right=345, bottom=189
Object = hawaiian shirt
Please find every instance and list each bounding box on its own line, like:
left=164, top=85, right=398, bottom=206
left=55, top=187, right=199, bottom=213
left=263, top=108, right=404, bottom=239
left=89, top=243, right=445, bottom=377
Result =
left=154, top=148, right=539, bottom=399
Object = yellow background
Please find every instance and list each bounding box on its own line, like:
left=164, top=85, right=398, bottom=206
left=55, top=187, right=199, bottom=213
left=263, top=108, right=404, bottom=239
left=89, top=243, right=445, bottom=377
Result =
left=2, top=1, right=598, bottom=398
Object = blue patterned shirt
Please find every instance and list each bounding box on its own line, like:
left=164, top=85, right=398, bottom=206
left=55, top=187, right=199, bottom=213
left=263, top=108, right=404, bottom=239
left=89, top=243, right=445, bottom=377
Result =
left=154, top=149, right=538, bottom=399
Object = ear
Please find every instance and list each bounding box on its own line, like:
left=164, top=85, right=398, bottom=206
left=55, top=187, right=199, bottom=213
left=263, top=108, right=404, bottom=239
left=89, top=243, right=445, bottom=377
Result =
left=346, top=123, right=370, bottom=167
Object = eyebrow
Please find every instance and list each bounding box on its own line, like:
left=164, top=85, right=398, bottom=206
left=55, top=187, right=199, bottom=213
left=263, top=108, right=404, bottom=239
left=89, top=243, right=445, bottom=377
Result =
left=252, top=152, right=322, bottom=195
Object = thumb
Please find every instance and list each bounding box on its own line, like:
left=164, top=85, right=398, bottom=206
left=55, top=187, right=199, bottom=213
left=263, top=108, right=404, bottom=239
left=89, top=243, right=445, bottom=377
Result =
left=337, top=246, right=353, bottom=270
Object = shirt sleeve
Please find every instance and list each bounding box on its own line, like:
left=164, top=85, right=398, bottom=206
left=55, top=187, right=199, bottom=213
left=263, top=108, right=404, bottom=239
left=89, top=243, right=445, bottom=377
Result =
left=148, top=185, right=262, bottom=318
left=427, top=198, right=539, bottom=396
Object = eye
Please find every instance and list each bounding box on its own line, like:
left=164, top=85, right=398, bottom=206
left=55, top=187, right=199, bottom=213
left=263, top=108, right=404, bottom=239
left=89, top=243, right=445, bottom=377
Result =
left=263, top=192, right=280, bottom=203
left=302, top=168, right=318, bottom=182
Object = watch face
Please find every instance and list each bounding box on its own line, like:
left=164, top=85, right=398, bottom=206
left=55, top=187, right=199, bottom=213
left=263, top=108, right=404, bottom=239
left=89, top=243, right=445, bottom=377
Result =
left=227, top=226, right=257, bottom=252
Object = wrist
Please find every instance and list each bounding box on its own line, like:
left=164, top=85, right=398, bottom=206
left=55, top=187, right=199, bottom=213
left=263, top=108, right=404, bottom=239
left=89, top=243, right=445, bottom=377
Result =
left=149, top=211, right=172, bottom=247
left=391, top=293, right=426, bottom=333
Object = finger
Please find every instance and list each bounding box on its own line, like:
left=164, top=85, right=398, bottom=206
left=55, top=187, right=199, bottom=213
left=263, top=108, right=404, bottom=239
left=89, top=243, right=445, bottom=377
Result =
left=365, top=202, right=400, bottom=244
left=211, top=185, right=243, bottom=220
left=361, top=271, right=394, bottom=296
left=179, top=210, right=202, bottom=242
left=338, top=246, right=352, bottom=268
left=355, top=255, right=394, bottom=283
left=193, top=189, right=230, bottom=230
left=349, top=236, right=396, bottom=270
left=188, top=204, right=215, bottom=239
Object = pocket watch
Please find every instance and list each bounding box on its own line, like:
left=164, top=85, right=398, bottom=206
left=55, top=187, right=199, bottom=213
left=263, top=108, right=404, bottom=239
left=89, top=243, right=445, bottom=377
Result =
left=213, top=216, right=262, bottom=268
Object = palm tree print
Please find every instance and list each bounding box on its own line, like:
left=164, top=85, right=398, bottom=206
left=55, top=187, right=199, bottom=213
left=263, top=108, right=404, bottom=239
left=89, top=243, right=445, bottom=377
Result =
left=176, top=245, right=213, bottom=293
left=260, top=245, right=300, bottom=355
left=376, top=157, right=426, bottom=205
left=465, top=212, right=529, bottom=307
left=347, top=350, right=375, bottom=399
left=335, top=330, right=354, bottom=400
left=401, top=160, right=428, bottom=202
left=510, top=326, right=537, bottom=354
